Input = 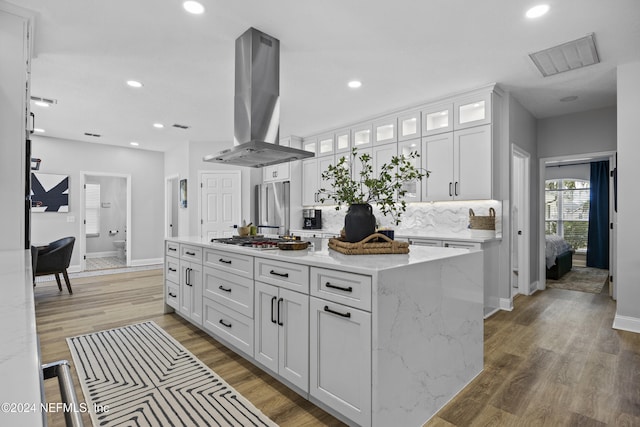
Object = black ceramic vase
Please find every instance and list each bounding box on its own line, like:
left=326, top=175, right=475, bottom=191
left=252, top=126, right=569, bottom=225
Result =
left=344, top=203, right=376, bottom=242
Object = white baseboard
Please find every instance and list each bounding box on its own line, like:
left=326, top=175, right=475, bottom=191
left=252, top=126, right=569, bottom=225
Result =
left=499, top=298, right=513, bottom=311
left=130, top=258, right=163, bottom=267
left=529, top=280, right=541, bottom=294
left=484, top=307, right=500, bottom=319
left=86, top=251, right=118, bottom=258
left=612, top=314, right=640, bottom=334
left=69, top=264, right=81, bottom=273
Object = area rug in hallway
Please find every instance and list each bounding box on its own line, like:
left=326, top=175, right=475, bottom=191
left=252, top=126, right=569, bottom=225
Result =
left=546, top=266, right=609, bottom=294
left=67, top=321, right=278, bottom=426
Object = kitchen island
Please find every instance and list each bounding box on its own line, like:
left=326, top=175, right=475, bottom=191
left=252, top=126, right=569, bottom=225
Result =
left=164, top=237, right=484, bottom=426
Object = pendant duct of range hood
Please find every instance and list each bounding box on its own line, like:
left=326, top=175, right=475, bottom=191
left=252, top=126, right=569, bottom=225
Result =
left=203, top=27, right=314, bottom=168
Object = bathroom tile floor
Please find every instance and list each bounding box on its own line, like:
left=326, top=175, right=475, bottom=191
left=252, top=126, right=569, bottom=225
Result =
left=85, top=256, right=126, bottom=271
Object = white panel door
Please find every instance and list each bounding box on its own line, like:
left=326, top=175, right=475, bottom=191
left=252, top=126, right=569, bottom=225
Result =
left=455, top=124, right=492, bottom=200
left=200, top=171, right=241, bottom=240
left=302, top=158, right=318, bottom=206
left=423, top=133, right=454, bottom=201
left=254, top=281, right=279, bottom=374
left=278, top=288, right=309, bottom=391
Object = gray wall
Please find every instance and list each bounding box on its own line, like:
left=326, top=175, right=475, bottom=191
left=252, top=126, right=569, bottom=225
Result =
left=30, top=136, right=165, bottom=269
left=537, top=107, right=617, bottom=158
left=86, top=176, right=127, bottom=254
left=615, top=60, right=640, bottom=330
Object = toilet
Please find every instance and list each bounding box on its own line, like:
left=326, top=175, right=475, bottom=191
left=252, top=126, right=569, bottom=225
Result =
left=113, top=240, right=126, bottom=260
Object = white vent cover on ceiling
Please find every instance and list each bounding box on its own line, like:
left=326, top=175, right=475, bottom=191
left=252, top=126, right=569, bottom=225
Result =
left=529, top=33, right=600, bottom=77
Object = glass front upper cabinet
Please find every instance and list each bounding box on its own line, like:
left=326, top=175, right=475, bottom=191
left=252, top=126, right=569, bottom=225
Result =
left=454, top=92, right=492, bottom=129
left=317, top=133, right=335, bottom=156
left=335, top=129, right=350, bottom=154
left=302, top=137, right=317, bottom=155
left=398, top=139, right=422, bottom=201
left=398, top=111, right=421, bottom=141
left=373, top=117, right=397, bottom=144
left=351, top=123, right=373, bottom=149
left=422, top=103, right=453, bottom=136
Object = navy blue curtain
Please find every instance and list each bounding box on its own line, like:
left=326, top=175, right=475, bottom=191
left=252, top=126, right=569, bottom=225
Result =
left=587, top=161, right=609, bottom=268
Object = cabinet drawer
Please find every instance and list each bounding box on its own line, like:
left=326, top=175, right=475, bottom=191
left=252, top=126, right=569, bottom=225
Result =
left=408, top=238, right=443, bottom=247
left=310, top=267, right=371, bottom=311
left=166, top=241, right=179, bottom=256
left=203, top=297, right=253, bottom=357
left=204, top=249, right=253, bottom=279
left=166, top=281, right=179, bottom=309
left=165, top=257, right=179, bottom=283
left=443, top=241, right=482, bottom=250
left=255, top=258, right=310, bottom=294
left=203, top=266, right=254, bottom=318
left=180, top=244, right=203, bottom=262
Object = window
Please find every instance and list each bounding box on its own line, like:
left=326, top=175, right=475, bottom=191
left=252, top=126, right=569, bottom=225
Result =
left=85, top=183, right=100, bottom=236
left=545, top=179, right=589, bottom=251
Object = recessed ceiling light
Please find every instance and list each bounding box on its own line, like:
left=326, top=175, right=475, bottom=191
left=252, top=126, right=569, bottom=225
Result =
left=348, top=80, right=362, bottom=89
left=526, top=4, right=549, bottom=18
left=126, top=80, right=143, bottom=88
left=130, top=142, right=139, bottom=146
left=34, top=128, right=45, bottom=133
left=34, top=101, right=50, bottom=108
left=183, top=1, right=205, bottom=14
left=560, top=96, right=578, bottom=102
left=153, top=123, right=165, bottom=129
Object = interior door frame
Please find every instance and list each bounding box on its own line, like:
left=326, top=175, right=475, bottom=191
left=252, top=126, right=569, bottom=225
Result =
left=511, top=144, right=531, bottom=297
left=198, top=170, right=242, bottom=239
left=538, top=150, right=616, bottom=292
left=79, top=171, right=132, bottom=271
left=165, top=173, right=179, bottom=238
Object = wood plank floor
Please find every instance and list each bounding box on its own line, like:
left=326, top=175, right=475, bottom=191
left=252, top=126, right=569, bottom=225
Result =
left=34, top=270, right=640, bottom=426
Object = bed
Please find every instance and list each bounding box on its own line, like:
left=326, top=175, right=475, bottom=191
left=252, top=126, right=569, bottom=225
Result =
left=545, top=235, right=573, bottom=280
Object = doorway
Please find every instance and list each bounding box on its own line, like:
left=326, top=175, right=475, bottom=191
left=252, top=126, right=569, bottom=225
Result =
left=511, top=145, right=531, bottom=297
left=199, top=171, right=241, bottom=240
left=165, top=174, right=180, bottom=237
left=538, top=151, right=616, bottom=294
left=80, top=172, right=132, bottom=271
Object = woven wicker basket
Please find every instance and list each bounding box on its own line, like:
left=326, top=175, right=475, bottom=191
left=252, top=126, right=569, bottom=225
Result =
left=328, top=233, right=410, bottom=255
left=469, top=208, right=496, bottom=231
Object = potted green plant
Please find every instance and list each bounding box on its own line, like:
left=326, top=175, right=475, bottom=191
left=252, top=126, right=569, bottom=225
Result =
left=319, top=148, right=428, bottom=242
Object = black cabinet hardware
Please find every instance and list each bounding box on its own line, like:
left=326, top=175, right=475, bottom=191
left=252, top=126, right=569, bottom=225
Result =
left=186, top=268, right=192, bottom=286
left=219, top=319, right=232, bottom=328
left=449, top=182, right=453, bottom=197
left=325, top=282, right=353, bottom=293
left=168, top=247, right=177, bottom=251
left=277, top=298, right=284, bottom=325
left=219, top=258, right=232, bottom=264
left=454, top=181, right=459, bottom=196
left=186, top=251, right=196, bottom=256
left=168, top=292, right=176, bottom=298
left=218, top=285, right=232, bottom=293
left=270, top=270, right=289, bottom=278
left=324, top=305, right=351, bottom=318
left=168, top=267, right=176, bottom=272
left=271, top=296, right=277, bottom=324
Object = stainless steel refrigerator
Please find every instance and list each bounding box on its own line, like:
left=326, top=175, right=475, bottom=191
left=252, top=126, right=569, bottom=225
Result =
left=255, top=181, right=290, bottom=236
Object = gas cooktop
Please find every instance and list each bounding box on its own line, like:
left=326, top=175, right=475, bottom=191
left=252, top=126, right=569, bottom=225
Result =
left=211, top=236, right=283, bottom=250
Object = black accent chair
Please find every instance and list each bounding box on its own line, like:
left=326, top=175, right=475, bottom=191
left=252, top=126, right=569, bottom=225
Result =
left=32, top=237, right=76, bottom=294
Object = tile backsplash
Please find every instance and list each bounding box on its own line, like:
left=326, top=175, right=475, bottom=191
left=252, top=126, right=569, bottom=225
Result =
left=316, top=200, right=502, bottom=237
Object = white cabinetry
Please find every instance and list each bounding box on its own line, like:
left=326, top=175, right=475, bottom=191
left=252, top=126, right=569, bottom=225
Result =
left=263, top=136, right=301, bottom=182
left=398, top=138, right=422, bottom=201
left=454, top=92, right=492, bottom=130
left=423, top=124, right=492, bottom=201
left=398, top=110, right=421, bottom=141
left=254, top=281, right=309, bottom=392
left=422, top=102, right=453, bottom=136
left=165, top=242, right=180, bottom=309
left=373, top=116, right=397, bottom=144
left=335, top=128, right=351, bottom=154
left=351, top=123, right=373, bottom=149
left=179, top=244, right=203, bottom=325
left=302, top=155, right=334, bottom=206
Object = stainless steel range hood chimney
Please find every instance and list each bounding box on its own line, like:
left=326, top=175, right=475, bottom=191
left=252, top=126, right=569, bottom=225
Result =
left=203, top=27, right=314, bottom=168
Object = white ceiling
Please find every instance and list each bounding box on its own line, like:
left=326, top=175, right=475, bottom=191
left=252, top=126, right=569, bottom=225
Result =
left=14, top=0, right=640, bottom=152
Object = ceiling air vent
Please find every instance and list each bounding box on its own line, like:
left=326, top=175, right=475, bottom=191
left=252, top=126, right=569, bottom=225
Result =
left=529, top=33, right=600, bottom=77
left=172, top=123, right=190, bottom=130
left=30, top=96, right=58, bottom=105
left=84, top=132, right=101, bottom=137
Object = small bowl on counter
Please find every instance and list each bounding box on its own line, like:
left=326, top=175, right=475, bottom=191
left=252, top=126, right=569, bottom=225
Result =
left=277, top=241, right=310, bottom=251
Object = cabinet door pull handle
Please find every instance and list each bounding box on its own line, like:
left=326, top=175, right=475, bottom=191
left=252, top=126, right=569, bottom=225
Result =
left=168, top=292, right=176, bottom=298
left=271, top=296, right=277, bottom=324
left=277, top=298, right=284, bottom=326
left=168, top=247, right=177, bottom=251
left=444, top=243, right=450, bottom=248
left=168, top=267, right=176, bottom=272
left=186, top=268, right=192, bottom=286
left=219, top=319, right=232, bottom=328
left=218, top=258, right=232, bottom=264
left=325, top=282, right=353, bottom=293
left=324, top=305, right=351, bottom=318
left=218, top=285, right=232, bottom=293
left=454, top=181, right=459, bottom=196
left=270, top=270, right=289, bottom=278
left=449, top=182, right=453, bottom=197
left=186, top=251, right=196, bottom=256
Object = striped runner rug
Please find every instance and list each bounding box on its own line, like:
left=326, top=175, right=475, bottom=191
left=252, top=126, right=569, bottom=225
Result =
left=67, top=321, right=278, bottom=426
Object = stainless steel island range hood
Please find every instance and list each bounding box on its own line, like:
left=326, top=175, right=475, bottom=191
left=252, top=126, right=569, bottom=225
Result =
left=203, top=28, right=314, bottom=168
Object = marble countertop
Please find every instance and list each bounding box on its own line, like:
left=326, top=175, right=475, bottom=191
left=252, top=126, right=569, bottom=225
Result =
left=290, top=228, right=501, bottom=243
left=0, top=250, right=44, bottom=426
left=169, top=236, right=473, bottom=275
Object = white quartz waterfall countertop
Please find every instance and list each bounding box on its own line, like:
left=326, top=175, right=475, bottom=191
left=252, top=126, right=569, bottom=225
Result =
left=0, top=250, right=44, bottom=426
left=290, top=229, right=501, bottom=243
